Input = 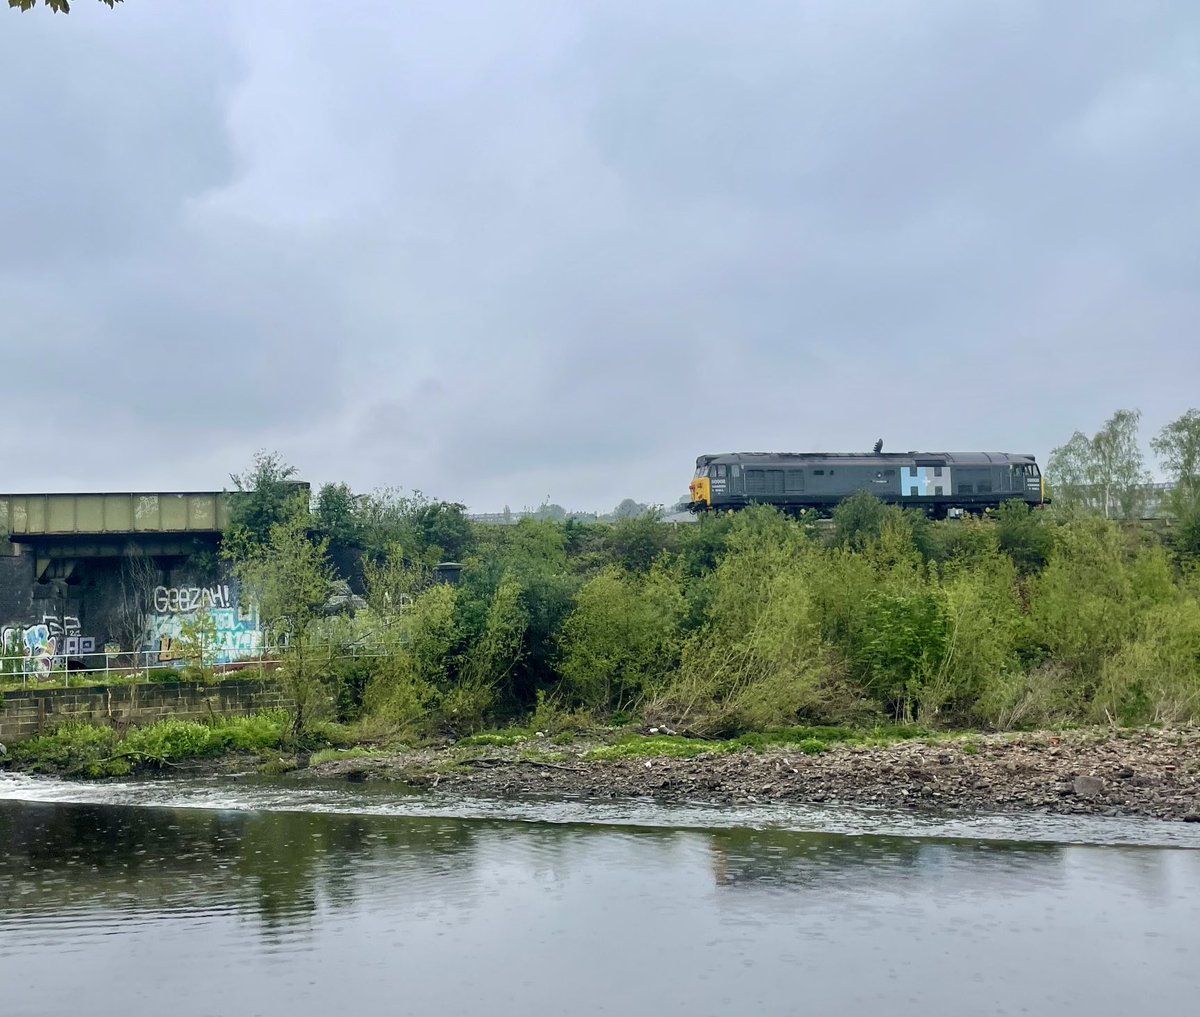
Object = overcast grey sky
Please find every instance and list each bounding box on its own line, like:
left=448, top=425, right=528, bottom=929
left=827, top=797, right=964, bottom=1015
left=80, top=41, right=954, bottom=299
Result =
left=2, top=0, right=1196, bottom=511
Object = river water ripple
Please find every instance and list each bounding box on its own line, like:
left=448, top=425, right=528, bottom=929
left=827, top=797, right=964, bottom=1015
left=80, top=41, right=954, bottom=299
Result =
left=2, top=774, right=1198, bottom=1017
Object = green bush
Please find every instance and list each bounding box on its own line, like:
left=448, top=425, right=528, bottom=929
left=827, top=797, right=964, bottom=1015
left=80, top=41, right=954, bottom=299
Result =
left=557, top=566, right=684, bottom=713
left=650, top=540, right=842, bottom=735
left=1092, top=599, right=1200, bottom=724
left=13, top=722, right=121, bottom=777
left=993, top=500, right=1054, bottom=573
left=118, top=711, right=288, bottom=767
left=121, top=719, right=220, bottom=761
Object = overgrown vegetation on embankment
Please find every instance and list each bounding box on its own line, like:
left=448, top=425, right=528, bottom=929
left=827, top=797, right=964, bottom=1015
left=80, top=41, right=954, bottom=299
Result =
left=215, top=446, right=1200, bottom=743
left=1, top=711, right=293, bottom=778
left=11, top=413, right=1200, bottom=782
left=0, top=711, right=928, bottom=780
left=5, top=713, right=1197, bottom=824
left=3, top=707, right=1198, bottom=822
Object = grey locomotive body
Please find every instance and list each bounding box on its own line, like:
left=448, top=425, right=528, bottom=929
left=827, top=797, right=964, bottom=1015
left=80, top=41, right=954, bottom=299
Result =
left=688, top=451, right=1044, bottom=517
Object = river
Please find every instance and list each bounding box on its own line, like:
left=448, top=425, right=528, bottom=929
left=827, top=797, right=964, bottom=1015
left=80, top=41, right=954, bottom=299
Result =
left=2, top=773, right=1198, bottom=1016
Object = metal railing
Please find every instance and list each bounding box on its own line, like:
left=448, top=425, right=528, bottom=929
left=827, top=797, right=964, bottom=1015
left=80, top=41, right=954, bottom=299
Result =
left=0, top=643, right=393, bottom=689
left=0, top=648, right=288, bottom=688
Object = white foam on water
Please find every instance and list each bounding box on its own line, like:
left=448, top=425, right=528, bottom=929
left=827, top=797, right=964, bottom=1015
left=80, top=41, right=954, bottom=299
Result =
left=2, top=771, right=1198, bottom=848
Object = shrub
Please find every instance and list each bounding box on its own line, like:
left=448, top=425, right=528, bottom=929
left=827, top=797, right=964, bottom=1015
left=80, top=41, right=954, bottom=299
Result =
left=856, top=586, right=949, bottom=722
left=1091, top=599, right=1200, bottom=725
left=13, top=722, right=120, bottom=777
left=993, top=500, right=1054, bottom=573
left=833, top=492, right=904, bottom=551
left=121, top=719, right=220, bottom=761
left=650, top=539, right=842, bottom=735
left=557, top=566, right=684, bottom=713
left=1031, top=520, right=1174, bottom=686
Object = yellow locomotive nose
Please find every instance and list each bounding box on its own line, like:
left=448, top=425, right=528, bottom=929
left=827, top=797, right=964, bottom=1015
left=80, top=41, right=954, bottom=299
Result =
left=690, top=476, right=711, bottom=507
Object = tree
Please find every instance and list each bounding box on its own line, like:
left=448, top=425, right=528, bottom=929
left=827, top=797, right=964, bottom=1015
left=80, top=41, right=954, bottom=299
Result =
left=226, top=514, right=336, bottom=735
left=603, top=511, right=675, bottom=572
left=313, top=482, right=359, bottom=546
left=1045, top=431, right=1095, bottom=515
left=349, top=488, right=473, bottom=563
left=1151, top=409, right=1200, bottom=513
left=113, top=545, right=160, bottom=657
left=612, top=498, right=651, bottom=520
left=532, top=501, right=567, bottom=523
left=9, top=0, right=120, bottom=11
left=1093, top=409, right=1150, bottom=519
left=1047, top=409, right=1150, bottom=519
left=443, top=575, right=527, bottom=733
left=408, top=499, right=474, bottom=562
left=224, top=451, right=308, bottom=558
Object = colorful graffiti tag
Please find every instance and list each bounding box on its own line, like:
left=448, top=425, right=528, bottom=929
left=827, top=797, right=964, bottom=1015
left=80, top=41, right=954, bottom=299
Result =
left=0, top=615, right=95, bottom=677
left=144, top=583, right=263, bottom=665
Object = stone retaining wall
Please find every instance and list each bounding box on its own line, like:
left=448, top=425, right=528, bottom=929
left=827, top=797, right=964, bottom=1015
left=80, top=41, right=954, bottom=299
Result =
left=0, top=680, right=291, bottom=744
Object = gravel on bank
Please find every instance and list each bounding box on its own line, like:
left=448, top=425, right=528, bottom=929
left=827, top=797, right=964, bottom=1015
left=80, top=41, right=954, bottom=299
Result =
left=296, top=727, right=1200, bottom=823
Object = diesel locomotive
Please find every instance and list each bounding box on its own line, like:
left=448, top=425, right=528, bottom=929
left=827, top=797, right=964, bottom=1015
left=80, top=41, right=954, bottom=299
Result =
left=688, top=450, right=1045, bottom=517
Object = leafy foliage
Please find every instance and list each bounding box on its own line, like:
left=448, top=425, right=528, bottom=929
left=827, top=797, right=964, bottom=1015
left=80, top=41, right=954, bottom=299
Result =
left=224, top=496, right=337, bottom=734
left=10, top=711, right=288, bottom=777
left=1048, top=409, right=1152, bottom=519
left=223, top=450, right=309, bottom=559
left=558, top=566, right=684, bottom=712
left=1152, top=409, right=1200, bottom=512
left=204, top=421, right=1200, bottom=739
left=9, top=0, right=121, bottom=11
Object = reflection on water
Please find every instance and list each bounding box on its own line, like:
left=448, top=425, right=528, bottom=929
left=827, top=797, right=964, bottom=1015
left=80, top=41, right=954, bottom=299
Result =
left=1, top=793, right=1199, bottom=1017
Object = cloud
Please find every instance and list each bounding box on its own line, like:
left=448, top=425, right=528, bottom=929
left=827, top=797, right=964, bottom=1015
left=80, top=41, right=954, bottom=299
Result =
left=1, top=0, right=1196, bottom=508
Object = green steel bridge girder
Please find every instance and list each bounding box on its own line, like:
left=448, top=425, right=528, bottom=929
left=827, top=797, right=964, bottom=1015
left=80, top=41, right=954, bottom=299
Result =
left=0, top=492, right=232, bottom=580
left=0, top=492, right=230, bottom=538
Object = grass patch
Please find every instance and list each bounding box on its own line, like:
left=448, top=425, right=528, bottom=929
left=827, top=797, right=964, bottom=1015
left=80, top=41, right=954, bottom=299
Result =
left=309, top=746, right=385, bottom=767
left=456, top=730, right=529, bottom=748
left=731, top=726, right=859, bottom=751
left=586, top=735, right=739, bottom=761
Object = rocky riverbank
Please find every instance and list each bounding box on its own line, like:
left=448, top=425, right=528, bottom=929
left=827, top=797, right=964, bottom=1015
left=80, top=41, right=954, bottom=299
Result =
left=297, top=727, right=1200, bottom=823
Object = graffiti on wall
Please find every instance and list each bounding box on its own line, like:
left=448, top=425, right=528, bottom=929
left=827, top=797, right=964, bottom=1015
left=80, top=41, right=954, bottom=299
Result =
left=144, top=583, right=263, bottom=665
left=1, top=615, right=96, bottom=677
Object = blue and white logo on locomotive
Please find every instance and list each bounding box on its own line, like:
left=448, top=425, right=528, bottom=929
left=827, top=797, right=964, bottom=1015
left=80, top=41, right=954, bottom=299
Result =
left=900, top=466, right=951, bottom=498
